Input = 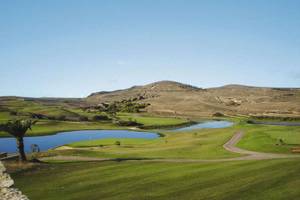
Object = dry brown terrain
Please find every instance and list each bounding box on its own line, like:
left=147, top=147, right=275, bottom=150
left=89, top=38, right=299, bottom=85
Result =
left=86, top=81, right=300, bottom=118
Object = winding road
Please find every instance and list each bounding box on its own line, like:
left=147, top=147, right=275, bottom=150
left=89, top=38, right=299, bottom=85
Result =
left=42, top=131, right=300, bottom=163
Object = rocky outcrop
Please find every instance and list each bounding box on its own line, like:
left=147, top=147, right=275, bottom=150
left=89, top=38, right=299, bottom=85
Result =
left=0, top=161, right=29, bottom=200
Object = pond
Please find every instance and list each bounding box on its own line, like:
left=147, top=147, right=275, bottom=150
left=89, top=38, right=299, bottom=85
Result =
left=0, top=121, right=234, bottom=154
left=172, top=120, right=234, bottom=131
left=0, top=130, right=158, bottom=153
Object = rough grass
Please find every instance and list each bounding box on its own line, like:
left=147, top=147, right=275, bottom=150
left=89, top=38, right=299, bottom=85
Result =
left=12, top=159, right=300, bottom=200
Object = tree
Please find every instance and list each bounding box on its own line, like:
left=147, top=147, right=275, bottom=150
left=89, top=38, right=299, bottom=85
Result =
left=0, top=119, right=36, bottom=162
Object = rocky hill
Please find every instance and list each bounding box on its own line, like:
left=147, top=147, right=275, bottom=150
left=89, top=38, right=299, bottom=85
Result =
left=86, top=81, right=300, bottom=118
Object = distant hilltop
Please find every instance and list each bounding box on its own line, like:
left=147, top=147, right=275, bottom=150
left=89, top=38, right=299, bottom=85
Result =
left=1, top=80, right=299, bottom=118
left=86, top=80, right=300, bottom=118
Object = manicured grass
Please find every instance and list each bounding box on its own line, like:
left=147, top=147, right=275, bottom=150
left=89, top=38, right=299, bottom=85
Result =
left=237, top=124, right=300, bottom=153
left=68, top=138, right=155, bottom=147
left=118, top=113, right=190, bottom=127
left=56, top=126, right=240, bottom=160
left=12, top=159, right=300, bottom=200
left=8, top=120, right=300, bottom=200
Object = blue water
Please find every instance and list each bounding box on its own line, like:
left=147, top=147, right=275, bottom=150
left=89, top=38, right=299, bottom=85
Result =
left=173, top=121, right=234, bottom=131
left=0, top=121, right=234, bottom=153
left=0, top=130, right=158, bottom=153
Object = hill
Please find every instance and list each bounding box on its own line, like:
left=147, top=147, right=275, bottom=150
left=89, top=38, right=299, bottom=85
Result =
left=86, top=81, right=300, bottom=118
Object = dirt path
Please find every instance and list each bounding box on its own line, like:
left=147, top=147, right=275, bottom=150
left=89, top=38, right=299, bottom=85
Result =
left=41, top=131, right=300, bottom=163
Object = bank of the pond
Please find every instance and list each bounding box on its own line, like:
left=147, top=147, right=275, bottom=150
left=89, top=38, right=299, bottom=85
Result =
left=0, top=120, right=235, bottom=154
left=0, top=130, right=159, bottom=153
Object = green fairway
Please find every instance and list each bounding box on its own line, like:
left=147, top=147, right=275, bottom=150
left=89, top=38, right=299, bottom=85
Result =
left=44, top=123, right=300, bottom=160
left=117, top=113, right=190, bottom=128
left=56, top=126, right=239, bottom=160
left=237, top=124, right=300, bottom=154
left=68, top=138, right=155, bottom=147
left=12, top=159, right=300, bottom=200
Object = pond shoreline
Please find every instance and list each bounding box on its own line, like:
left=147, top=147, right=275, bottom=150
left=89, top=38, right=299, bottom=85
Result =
left=0, top=130, right=160, bottom=154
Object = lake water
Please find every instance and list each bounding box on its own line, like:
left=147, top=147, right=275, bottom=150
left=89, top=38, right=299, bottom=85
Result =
left=172, top=120, right=234, bottom=131
left=0, top=130, right=158, bottom=153
left=0, top=121, right=234, bottom=153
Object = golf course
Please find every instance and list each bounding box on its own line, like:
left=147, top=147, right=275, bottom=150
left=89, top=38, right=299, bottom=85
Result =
left=1, top=1, right=300, bottom=199
left=1, top=105, right=300, bottom=200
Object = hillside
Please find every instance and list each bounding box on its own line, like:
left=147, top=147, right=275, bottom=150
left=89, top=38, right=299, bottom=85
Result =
left=86, top=81, right=300, bottom=118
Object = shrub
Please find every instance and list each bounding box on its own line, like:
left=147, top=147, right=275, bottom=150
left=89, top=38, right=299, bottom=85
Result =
left=246, top=120, right=254, bottom=124
left=115, top=141, right=121, bottom=146
left=56, top=115, right=66, bottom=121
left=213, top=112, right=225, bottom=117
left=79, top=116, right=89, bottom=121
left=9, top=111, right=18, bottom=116
left=92, top=115, right=110, bottom=121
left=114, top=120, right=142, bottom=127
left=30, top=113, right=46, bottom=119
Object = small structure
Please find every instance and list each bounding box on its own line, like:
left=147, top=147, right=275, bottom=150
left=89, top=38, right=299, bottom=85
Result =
left=30, top=144, right=40, bottom=153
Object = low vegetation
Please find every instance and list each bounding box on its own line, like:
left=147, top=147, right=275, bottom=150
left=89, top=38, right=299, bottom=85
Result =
left=1, top=93, right=300, bottom=200
left=0, top=97, right=190, bottom=137
left=12, top=159, right=300, bottom=200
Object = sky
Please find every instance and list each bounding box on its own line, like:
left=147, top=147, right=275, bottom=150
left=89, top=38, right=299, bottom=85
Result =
left=0, top=0, right=300, bottom=97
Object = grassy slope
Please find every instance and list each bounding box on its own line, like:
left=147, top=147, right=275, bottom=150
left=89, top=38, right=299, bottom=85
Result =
left=61, top=122, right=300, bottom=159
left=58, top=126, right=239, bottom=159
left=0, top=99, right=189, bottom=137
left=237, top=124, right=300, bottom=153
left=13, top=159, right=300, bottom=200
left=117, top=112, right=190, bottom=127
left=9, top=122, right=300, bottom=200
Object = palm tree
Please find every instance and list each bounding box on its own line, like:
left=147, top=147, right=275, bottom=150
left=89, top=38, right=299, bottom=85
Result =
left=0, top=119, right=36, bottom=162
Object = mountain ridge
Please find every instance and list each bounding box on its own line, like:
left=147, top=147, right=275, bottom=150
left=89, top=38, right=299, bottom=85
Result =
left=86, top=81, right=300, bottom=118
left=88, top=81, right=300, bottom=97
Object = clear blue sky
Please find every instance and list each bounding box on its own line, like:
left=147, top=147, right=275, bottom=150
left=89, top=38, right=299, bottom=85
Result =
left=1, top=0, right=300, bottom=97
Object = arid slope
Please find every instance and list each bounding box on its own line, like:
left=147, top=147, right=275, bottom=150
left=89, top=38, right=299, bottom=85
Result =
left=86, top=81, right=300, bottom=117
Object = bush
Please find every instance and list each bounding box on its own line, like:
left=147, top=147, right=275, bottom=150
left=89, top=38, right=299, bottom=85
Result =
left=246, top=120, right=254, bottom=124
left=79, top=116, right=89, bottom=121
left=9, top=111, right=18, bottom=116
left=114, top=120, right=142, bottom=127
left=213, top=112, right=225, bottom=117
left=30, top=113, right=46, bottom=119
left=56, top=115, right=66, bottom=121
left=92, top=115, right=110, bottom=121
left=115, top=141, right=121, bottom=146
